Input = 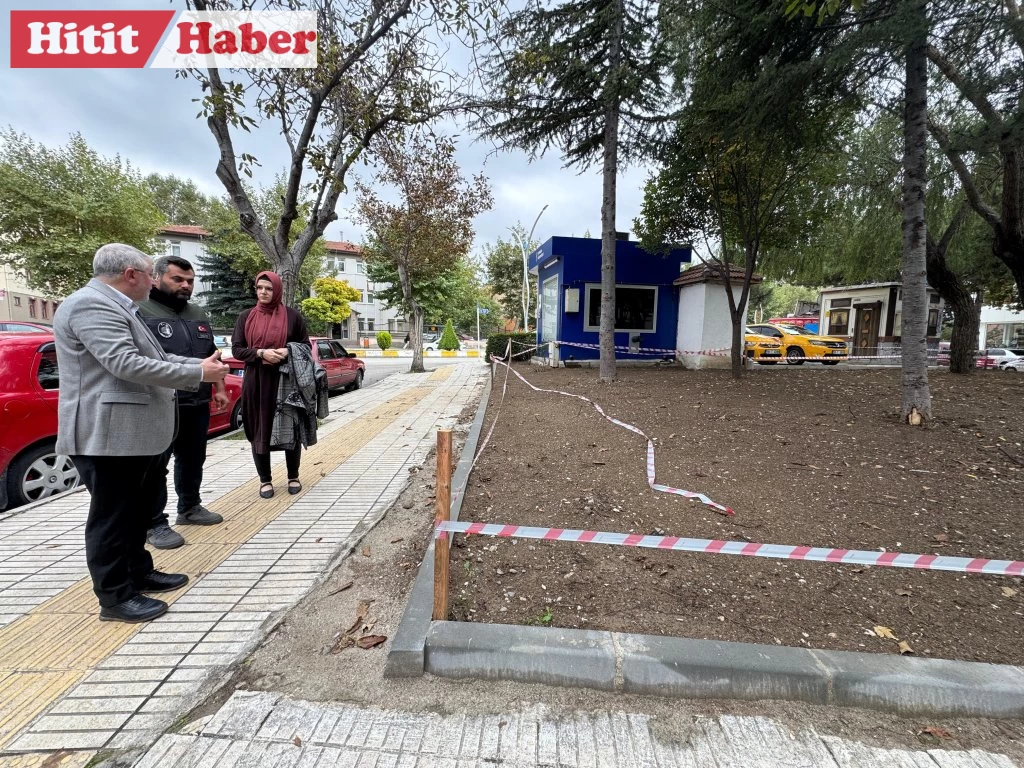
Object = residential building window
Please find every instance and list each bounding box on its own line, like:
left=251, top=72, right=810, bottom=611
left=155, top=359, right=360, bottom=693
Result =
left=828, top=309, right=849, bottom=335
left=169, top=241, right=181, bottom=258
left=927, top=308, right=939, bottom=337
left=584, top=284, right=657, bottom=332
left=358, top=318, right=366, bottom=332
left=367, top=319, right=374, bottom=332
left=356, top=261, right=366, bottom=275
left=829, top=298, right=851, bottom=309
left=13, top=296, right=20, bottom=307
left=337, top=259, right=345, bottom=272
left=929, top=293, right=940, bottom=304
left=28, top=298, right=37, bottom=318
left=367, top=290, right=375, bottom=303
left=41, top=301, right=48, bottom=319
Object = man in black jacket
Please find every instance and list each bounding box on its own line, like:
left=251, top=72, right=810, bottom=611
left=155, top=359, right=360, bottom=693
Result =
left=139, top=255, right=227, bottom=549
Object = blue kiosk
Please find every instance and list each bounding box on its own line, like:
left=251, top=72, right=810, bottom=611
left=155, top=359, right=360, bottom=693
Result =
left=529, top=235, right=693, bottom=362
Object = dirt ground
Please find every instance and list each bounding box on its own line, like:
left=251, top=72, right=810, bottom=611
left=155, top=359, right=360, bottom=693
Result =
left=227, top=367, right=1024, bottom=758
left=448, top=364, right=1024, bottom=666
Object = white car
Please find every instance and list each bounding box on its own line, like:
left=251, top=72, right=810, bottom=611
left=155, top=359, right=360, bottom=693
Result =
left=999, top=349, right=1024, bottom=371
left=422, top=334, right=440, bottom=351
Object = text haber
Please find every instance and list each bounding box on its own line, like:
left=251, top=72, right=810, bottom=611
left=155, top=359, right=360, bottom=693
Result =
left=176, top=22, right=316, bottom=55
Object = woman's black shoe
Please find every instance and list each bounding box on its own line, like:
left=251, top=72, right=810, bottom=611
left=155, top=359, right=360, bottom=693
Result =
left=288, top=479, right=302, bottom=495
left=136, top=571, right=189, bottom=593
left=260, top=483, right=275, bottom=499
left=99, top=595, right=168, bottom=623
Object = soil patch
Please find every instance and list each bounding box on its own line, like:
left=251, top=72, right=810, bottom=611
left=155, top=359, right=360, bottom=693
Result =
left=449, top=364, right=1024, bottom=665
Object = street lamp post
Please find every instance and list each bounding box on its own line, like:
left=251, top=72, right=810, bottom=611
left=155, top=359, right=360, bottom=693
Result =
left=510, top=205, right=548, bottom=333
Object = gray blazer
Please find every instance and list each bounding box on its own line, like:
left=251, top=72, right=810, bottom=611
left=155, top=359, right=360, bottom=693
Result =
left=53, top=279, right=204, bottom=457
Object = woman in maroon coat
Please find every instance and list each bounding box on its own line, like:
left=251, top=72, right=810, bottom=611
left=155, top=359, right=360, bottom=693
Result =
left=232, top=271, right=311, bottom=498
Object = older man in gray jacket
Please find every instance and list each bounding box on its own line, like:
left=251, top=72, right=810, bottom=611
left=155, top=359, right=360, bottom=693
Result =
left=54, top=244, right=228, bottom=623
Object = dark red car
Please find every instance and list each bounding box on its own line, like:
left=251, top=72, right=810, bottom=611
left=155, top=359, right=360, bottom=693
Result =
left=224, top=336, right=365, bottom=393
left=0, top=332, right=243, bottom=511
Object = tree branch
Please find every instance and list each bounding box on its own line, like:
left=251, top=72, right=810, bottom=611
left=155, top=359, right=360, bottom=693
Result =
left=928, top=117, right=1002, bottom=230
left=926, top=44, right=1003, bottom=129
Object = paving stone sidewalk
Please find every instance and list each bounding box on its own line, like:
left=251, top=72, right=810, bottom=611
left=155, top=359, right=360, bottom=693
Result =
left=0, top=362, right=487, bottom=759
left=133, top=690, right=1019, bottom=768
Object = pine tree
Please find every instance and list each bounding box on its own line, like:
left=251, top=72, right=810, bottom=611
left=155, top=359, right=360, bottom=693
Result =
left=198, top=249, right=253, bottom=331
left=439, top=319, right=461, bottom=351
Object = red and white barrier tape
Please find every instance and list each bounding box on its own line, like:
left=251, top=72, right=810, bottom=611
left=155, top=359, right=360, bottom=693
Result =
left=489, top=355, right=733, bottom=516
left=438, top=520, right=1024, bottom=577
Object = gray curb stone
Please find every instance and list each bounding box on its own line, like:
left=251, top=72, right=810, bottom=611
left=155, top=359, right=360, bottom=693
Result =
left=425, top=621, right=617, bottom=691
left=384, top=364, right=492, bottom=677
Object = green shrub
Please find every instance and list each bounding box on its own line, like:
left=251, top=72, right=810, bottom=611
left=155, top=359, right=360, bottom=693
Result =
left=376, top=330, right=392, bottom=351
left=485, top=332, right=536, bottom=361
left=438, top=319, right=461, bottom=351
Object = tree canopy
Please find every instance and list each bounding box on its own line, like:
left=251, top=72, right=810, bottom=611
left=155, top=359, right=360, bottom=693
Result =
left=0, top=130, right=163, bottom=296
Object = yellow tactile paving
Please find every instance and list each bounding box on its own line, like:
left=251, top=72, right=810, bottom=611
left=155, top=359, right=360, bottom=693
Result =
left=430, top=366, right=454, bottom=381
left=0, top=382, right=438, bottom=750
left=0, top=752, right=93, bottom=768
left=0, top=672, right=82, bottom=748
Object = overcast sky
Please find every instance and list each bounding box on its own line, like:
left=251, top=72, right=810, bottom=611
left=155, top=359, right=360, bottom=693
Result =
left=0, top=0, right=655, bottom=263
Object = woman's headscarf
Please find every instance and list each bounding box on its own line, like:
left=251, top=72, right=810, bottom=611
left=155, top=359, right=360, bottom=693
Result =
left=244, top=271, right=288, bottom=349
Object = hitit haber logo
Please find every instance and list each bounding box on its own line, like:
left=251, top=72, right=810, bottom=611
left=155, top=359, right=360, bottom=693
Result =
left=10, top=10, right=318, bottom=69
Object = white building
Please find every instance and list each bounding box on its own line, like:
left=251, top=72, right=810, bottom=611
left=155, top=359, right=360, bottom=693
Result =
left=154, top=225, right=214, bottom=300
left=980, top=305, right=1024, bottom=349
left=0, top=264, right=62, bottom=327
left=818, top=282, right=944, bottom=356
left=323, top=241, right=407, bottom=343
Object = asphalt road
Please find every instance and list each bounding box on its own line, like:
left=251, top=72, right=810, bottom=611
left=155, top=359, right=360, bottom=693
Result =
left=359, top=356, right=479, bottom=389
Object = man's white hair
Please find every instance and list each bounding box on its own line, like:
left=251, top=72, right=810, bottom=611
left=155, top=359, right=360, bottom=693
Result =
left=93, top=243, right=153, bottom=278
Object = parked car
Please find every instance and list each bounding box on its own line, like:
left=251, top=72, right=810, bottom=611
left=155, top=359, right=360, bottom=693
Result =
left=0, top=321, right=50, bottom=333
left=422, top=333, right=441, bottom=351
left=977, top=348, right=1023, bottom=370
left=0, top=332, right=243, bottom=511
left=744, top=328, right=783, bottom=364
left=223, top=336, right=365, bottom=393
left=746, top=323, right=849, bottom=365
left=936, top=341, right=951, bottom=366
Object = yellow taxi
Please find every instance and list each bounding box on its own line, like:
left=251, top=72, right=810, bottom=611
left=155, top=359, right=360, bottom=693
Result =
left=744, top=328, right=783, bottom=364
left=747, top=323, right=849, bottom=365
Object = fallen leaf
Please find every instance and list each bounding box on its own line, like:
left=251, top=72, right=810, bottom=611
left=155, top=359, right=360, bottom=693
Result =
left=356, top=634, right=387, bottom=649
left=932, top=533, right=948, bottom=542
left=873, top=626, right=897, bottom=640
left=898, top=640, right=915, bottom=655
left=918, top=726, right=953, bottom=741
left=315, top=537, right=322, bottom=543
left=391, top=537, right=405, bottom=544
left=362, top=546, right=371, bottom=557
left=1001, top=587, right=1018, bottom=597
left=896, top=590, right=912, bottom=597
left=293, top=736, right=303, bottom=747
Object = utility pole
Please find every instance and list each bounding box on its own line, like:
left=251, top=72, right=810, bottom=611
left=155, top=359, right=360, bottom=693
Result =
left=510, top=204, right=548, bottom=332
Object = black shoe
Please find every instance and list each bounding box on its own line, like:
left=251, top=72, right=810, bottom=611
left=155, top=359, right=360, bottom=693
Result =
left=136, top=570, right=189, bottom=593
left=260, top=483, right=274, bottom=499
left=99, top=595, right=168, bottom=623
left=176, top=505, right=223, bottom=526
left=287, top=479, right=302, bottom=495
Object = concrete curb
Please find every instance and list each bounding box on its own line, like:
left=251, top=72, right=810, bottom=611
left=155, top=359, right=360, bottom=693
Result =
left=383, top=366, right=492, bottom=677
left=422, top=621, right=1024, bottom=718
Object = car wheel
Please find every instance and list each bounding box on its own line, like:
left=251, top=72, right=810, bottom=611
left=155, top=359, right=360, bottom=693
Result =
left=1006, top=365, right=1018, bottom=372
left=347, top=370, right=364, bottom=391
left=786, top=347, right=805, bottom=365
left=231, top=401, right=244, bottom=430
left=7, top=443, right=80, bottom=508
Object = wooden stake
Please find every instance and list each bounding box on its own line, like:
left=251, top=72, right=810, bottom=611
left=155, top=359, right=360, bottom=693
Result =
left=432, top=429, right=453, bottom=621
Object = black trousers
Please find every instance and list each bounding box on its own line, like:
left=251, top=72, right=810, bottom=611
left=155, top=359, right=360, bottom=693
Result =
left=73, top=454, right=164, bottom=607
left=252, top=446, right=301, bottom=483
left=151, top=403, right=211, bottom=527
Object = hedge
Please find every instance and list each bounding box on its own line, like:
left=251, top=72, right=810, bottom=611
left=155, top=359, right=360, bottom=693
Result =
left=486, top=332, right=537, bottom=361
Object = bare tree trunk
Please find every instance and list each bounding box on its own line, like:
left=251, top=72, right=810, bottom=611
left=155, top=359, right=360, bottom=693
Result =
left=900, top=16, right=932, bottom=423
left=925, top=225, right=975, bottom=374
left=731, top=315, right=744, bottom=378
left=396, top=259, right=426, bottom=373
left=598, top=0, right=624, bottom=385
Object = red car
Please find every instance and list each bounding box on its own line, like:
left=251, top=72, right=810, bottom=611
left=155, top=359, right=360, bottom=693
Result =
left=224, top=336, right=365, bottom=393
left=0, top=332, right=243, bottom=511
